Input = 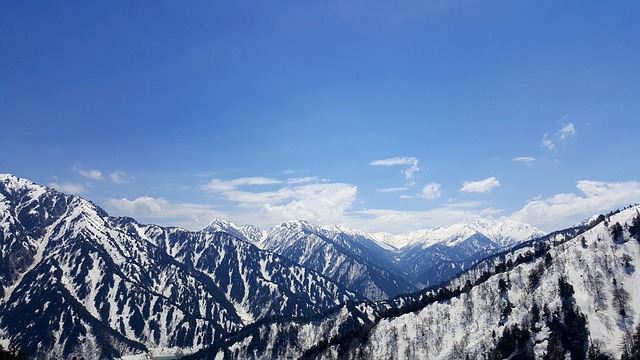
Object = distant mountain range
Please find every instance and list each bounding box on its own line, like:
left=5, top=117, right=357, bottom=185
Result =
left=205, top=215, right=545, bottom=298
left=2, top=173, right=638, bottom=359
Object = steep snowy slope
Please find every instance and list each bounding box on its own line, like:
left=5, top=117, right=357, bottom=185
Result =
left=189, top=206, right=640, bottom=359
left=0, top=174, right=240, bottom=358
left=257, top=220, right=416, bottom=300
left=131, top=221, right=357, bottom=322
left=0, top=174, right=357, bottom=359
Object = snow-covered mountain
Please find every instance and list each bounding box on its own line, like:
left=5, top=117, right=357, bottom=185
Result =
left=370, top=218, right=543, bottom=250
left=257, top=220, right=416, bottom=301
left=206, top=216, right=546, bottom=295
left=392, top=219, right=546, bottom=287
left=204, top=219, right=417, bottom=300
left=203, top=218, right=264, bottom=244
left=7, top=173, right=613, bottom=360
left=188, top=205, right=640, bottom=359
left=0, top=174, right=357, bottom=359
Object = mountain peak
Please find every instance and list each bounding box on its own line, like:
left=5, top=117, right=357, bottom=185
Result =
left=204, top=218, right=239, bottom=230
left=0, top=173, right=43, bottom=192
left=203, top=218, right=265, bottom=244
left=278, top=219, right=314, bottom=230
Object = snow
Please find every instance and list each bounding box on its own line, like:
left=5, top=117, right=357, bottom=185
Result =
left=208, top=205, right=640, bottom=359
left=355, top=218, right=544, bottom=251
left=0, top=176, right=56, bottom=302
left=118, top=349, right=194, bottom=360
left=2, top=211, right=61, bottom=302
left=355, top=206, right=640, bottom=359
left=3, top=173, right=638, bottom=359
left=118, top=355, right=151, bottom=360
left=230, top=299, right=255, bottom=325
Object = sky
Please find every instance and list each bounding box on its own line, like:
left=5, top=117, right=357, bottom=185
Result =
left=2, top=1, right=640, bottom=233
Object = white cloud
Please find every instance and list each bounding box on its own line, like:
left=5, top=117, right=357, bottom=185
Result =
left=284, top=169, right=307, bottom=175
left=460, top=177, right=501, bottom=193
left=370, top=156, right=420, bottom=186
left=509, top=180, right=640, bottom=231
left=559, top=123, right=576, bottom=139
left=377, top=187, right=410, bottom=193
left=286, top=177, right=319, bottom=184
left=78, top=169, right=103, bottom=180
left=541, top=122, right=576, bottom=150
left=201, top=175, right=358, bottom=228
left=105, top=196, right=227, bottom=230
left=109, top=171, right=130, bottom=184
left=419, top=183, right=442, bottom=200
left=107, top=196, right=165, bottom=215
left=541, top=136, right=555, bottom=150
left=261, top=183, right=357, bottom=225
left=204, top=177, right=283, bottom=192
left=49, top=182, right=86, bottom=195
left=512, top=157, right=536, bottom=163
left=370, top=157, right=415, bottom=167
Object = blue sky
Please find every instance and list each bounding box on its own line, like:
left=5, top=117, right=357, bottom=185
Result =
left=2, top=1, right=639, bottom=233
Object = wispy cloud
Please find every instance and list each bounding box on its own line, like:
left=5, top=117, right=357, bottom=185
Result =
left=541, top=120, right=576, bottom=150
left=78, top=169, right=103, bottom=180
left=203, top=176, right=319, bottom=193
left=370, top=156, right=420, bottom=186
left=286, top=177, right=320, bottom=184
left=512, top=157, right=536, bottom=163
left=559, top=123, right=576, bottom=139
left=284, top=169, right=308, bottom=175
left=509, top=180, right=640, bottom=231
left=72, top=164, right=129, bottom=184
left=49, top=182, right=86, bottom=195
left=376, top=187, right=410, bottom=193
left=395, top=182, right=442, bottom=200
left=460, top=177, right=500, bottom=193
left=204, top=177, right=283, bottom=192
left=419, top=182, right=442, bottom=200
left=109, top=171, right=131, bottom=184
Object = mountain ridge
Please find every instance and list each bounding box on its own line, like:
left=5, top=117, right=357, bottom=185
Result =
left=3, top=173, right=633, bottom=359
left=188, top=204, right=640, bottom=359
left=202, top=216, right=546, bottom=252
left=0, top=174, right=358, bottom=359
left=205, top=215, right=546, bottom=292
